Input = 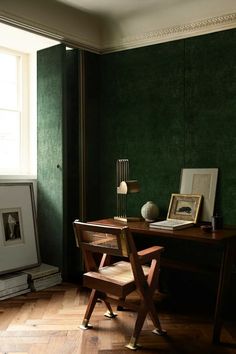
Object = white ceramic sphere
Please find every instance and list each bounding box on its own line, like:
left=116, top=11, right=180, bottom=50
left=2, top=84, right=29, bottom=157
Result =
left=141, top=201, right=159, bottom=222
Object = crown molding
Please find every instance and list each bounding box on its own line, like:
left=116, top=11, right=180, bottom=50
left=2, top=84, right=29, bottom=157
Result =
left=101, top=12, right=236, bottom=53
left=0, top=10, right=101, bottom=53
left=0, top=8, right=235, bottom=54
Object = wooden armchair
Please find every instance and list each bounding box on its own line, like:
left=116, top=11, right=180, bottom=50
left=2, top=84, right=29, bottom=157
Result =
left=73, top=220, right=166, bottom=350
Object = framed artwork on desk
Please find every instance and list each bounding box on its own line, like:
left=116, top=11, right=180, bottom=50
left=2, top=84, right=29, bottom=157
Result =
left=167, top=193, right=202, bottom=223
left=180, top=168, right=218, bottom=222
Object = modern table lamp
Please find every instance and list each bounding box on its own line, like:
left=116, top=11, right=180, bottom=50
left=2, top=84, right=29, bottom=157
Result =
left=114, top=159, right=140, bottom=222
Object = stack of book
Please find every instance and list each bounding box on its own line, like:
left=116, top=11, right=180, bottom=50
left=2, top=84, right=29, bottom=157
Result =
left=149, top=219, right=194, bottom=230
left=0, top=272, right=30, bottom=300
left=23, top=263, right=62, bottom=291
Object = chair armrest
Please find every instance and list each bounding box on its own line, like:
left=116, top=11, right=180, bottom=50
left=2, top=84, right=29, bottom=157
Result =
left=138, top=246, right=164, bottom=263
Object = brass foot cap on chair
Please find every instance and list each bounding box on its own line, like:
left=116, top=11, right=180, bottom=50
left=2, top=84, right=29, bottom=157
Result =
left=80, top=319, right=93, bottom=330
left=152, top=328, right=167, bottom=336
left=104, top=310, right=118, bottom=318
left=125, top=337, right=141, bottom=350
left=79, top=323, right=93, bottom=330
left=125, top=343, right=141, bottom=350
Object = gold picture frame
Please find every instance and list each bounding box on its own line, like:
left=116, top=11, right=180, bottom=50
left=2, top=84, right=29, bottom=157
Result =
left=167, top=193, right=202, bottom=224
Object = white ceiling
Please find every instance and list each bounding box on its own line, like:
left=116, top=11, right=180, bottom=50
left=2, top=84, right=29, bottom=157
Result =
left=57, top=0, right=163, bottom=18
left=56, top=0, right=235, bottom=20
left=0, top=0, right=235, bottom=53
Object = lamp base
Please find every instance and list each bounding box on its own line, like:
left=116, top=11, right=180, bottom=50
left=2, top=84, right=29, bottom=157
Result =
left=114, top=216, right=141, bottom=223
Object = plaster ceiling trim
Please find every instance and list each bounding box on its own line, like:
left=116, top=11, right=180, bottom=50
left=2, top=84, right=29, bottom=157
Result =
left=0, top=10, right=101, bottom=53
left=0, top=10, right=236, bottom=54
left=101, top=12, right=236, bottom=53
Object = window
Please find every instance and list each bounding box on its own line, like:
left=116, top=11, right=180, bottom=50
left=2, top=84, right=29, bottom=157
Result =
left=0, top=47, right=35, bottom=175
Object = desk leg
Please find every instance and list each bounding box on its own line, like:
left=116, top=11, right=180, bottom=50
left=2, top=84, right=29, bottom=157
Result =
left=213, top=239, right=234, bottom=344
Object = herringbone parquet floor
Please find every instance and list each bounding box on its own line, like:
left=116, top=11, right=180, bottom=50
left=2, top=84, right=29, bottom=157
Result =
left=0, top=282, right=235, bottom=354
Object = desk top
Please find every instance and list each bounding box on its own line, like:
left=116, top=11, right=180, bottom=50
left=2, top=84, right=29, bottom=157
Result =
left=92, top=218, right=236, bottom=244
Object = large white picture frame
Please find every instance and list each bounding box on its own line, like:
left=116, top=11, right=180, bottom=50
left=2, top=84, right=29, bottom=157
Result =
left=0, top=182, right=40, bottom=274
left=180, top=168, right=218, bottom=222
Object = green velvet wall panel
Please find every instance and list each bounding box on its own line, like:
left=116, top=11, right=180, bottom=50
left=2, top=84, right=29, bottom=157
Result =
left=99, top=42, right=185, bottom=218
left=83, top=51, right=100, bottom=221
left=184, top=30, right=236, bottom=224
left=37, top=45, right=81, bottom=278
left=37, top=44, right=65, bottom=268
left=98, top=28, right=236, bottom=225
left=64, top=49, right=81, bottom=278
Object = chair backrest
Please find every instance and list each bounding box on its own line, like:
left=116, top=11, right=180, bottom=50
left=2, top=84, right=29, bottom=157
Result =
left=73, top=220, right=155, bottom=284
left=73, top=220, right=132, bottom=259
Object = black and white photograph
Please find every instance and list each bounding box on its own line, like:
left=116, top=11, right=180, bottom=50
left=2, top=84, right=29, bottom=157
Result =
left=2, top=209, right=23, bottom=243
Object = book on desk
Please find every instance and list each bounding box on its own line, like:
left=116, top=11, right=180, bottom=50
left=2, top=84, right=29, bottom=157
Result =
left=149, top=219, right=194, bottom=230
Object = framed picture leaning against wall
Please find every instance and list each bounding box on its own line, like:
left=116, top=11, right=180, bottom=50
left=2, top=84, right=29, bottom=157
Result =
left=0, top=182, right=40, bottom=274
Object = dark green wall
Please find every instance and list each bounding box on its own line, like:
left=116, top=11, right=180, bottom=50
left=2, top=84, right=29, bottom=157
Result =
left=184, top=30, right=236, bottom=224
left=37, top=45, right=81, bottom=279
left=37, top=45, right=65, bottom=268
left=36, top=28, right=236, bottom=284
left=98, top=28, right=236, bottom=225
left=84, top=52, right=101, bottom=221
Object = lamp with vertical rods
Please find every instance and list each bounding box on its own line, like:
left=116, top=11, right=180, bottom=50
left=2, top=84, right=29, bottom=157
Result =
left=114, top=159, right=140, bottom=222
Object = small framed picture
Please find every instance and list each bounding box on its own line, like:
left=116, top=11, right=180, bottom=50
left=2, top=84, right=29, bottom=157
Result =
left=167, top=193, right=202, bottom=223
left=0, top=182, right=40, bottom=274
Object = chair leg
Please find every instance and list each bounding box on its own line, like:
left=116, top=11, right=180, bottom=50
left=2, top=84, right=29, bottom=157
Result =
left=104, top=300, right=117, bottom=318
left=126, top=304, right=147, bottom=350
left=139, top=279, right=166, bottom=336
left=126, top=299, right=166, bottom=350
left=146, top=296, right=167, bottom=336
left=80, top=289, right=98, bottom=329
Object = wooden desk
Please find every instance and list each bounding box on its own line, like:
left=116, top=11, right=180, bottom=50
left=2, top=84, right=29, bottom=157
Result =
left=93, top=218, right=236, bottom=345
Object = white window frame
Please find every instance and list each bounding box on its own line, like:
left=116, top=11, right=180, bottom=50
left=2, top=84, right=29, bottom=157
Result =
left=0, top=46, right=34, bottom=176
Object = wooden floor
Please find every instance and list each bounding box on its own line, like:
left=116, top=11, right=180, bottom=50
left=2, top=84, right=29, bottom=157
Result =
left=0, top=282, right=235, bottom=354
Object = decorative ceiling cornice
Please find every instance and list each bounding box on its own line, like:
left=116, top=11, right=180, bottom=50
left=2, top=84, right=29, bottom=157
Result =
left=0, top=7, right=235, bottom=54
left=0, top=10, right=101, bottom=53
left=102, top=12, right=236, bottom=53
